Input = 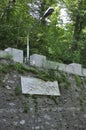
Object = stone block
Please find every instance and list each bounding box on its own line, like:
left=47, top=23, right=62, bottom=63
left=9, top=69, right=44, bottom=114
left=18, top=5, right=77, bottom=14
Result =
left=21, top=76, right=60, bottom=96
left=5, top=48, right=23, bottom=63
left=66, top=65, right=74, bottom=74
left=45, top=60, right=60, bottom=70
left=69, top=63, right=82, bottom=75
left=0, top=50, right=9, bottom=58
left=30, top=54, right=46, bottom=68
left=82, top=68, right=86, bottom=76
left=58, top=63, right=66, bottom=71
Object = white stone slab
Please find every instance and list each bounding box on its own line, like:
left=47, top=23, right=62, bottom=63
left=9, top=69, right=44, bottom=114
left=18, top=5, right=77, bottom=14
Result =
left=5, top=48, right=23, bottom=63
left=30, top=54, right=46, bottom=68
left=21, top=76, right=60, bottom=96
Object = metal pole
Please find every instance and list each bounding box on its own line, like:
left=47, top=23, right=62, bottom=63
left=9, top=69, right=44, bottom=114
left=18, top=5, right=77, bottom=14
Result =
left=27, top=32, right=29, bottom=61
left=26, top=7, right=54, bottom=61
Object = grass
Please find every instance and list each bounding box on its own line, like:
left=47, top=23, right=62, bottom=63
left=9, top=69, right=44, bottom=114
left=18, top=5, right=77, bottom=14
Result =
left=23, top=101, right=29, bottom=113
left=32, top=95, right=38, bottom=113
left=3, top=54, right=13, bottom=60
left=0, top=64, right=10, bottom=74
left=15, top=86, right=21, bottom=96
left=0, top=60, right=71, bottom=90
left=50, top=96, right=59, bottom=105
left=80, top=98, right=84, bottom=111
left=0, top=54, right=12, bottom=60
left=75, top=75, right=82, bottom=88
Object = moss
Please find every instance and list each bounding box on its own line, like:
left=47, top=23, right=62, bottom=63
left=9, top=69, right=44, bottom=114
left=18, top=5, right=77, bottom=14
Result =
left=32, top=95, right=38, bottom=113
left=23, top=101, right=29, bottom=113
left=0, top=77, right=5, bottom=87
left=56, top=72, right=70, bottom=89
left=36, top=70, right=54, bottom=81
left=0, top=61, right=70, bottom=90
left=3, top=54, right=13, bottom=60
left=75, top=75, right=82, bottom=88
left=15, top=86, right=21, bottom=96
left=0, top=63, right=16, bottom=74
left=50, top=96, right=59, bottom=105
left=0, top=64, right=9, bottom=74
left=80, top=98, right=84, bottom=111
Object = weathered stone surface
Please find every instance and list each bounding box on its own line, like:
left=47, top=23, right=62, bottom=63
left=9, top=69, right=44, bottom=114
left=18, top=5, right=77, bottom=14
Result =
left=82, top=68, right=86, bottom=76
left=5, top=48, right=23, bottom=63
left=66, top=64, right=74, bottom=74
left=68, top=63, right=82, bottom=75
left=20, top=120, right=25, bottom=125
left=5, top=85, right=11, bottom=90
left=0, top=50, right=9, bottom=58
left=21, top=76, right=60, bottom=96
left=45, top=60, right=59, bottom=69
left=58, top=63, right=66, bottom=71
left=0, top=59, right=86, bottom=130
left=30, top=54, right=46, bottom=68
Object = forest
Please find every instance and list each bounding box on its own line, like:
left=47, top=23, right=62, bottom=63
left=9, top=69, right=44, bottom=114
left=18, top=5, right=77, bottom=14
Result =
left=0, top=0, right=86, bottom=67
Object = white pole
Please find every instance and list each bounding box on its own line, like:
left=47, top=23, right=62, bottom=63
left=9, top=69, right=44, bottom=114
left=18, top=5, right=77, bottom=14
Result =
left=27, top=33, right=29, bottom=61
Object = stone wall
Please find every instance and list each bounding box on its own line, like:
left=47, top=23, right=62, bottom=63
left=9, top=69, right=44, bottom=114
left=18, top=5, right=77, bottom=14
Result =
left=0, top=68, right=86, bottom=130
left=5, top=48, right=23, bottom=63
left=30, top=54, right=46, bottom=68
left=30, top=54, right=86, bottom=76
left=0, top=48, right=23, bottom=63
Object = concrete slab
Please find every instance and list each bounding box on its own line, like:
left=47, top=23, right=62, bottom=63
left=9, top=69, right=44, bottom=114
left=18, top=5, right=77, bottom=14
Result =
left=30, top=54, right=46, bottom=68
left=5, top=48, right=23, bottom=63
left=82, top=68, right=86, bottom=76
left=69, top=63, right=82, bottom=75
left=21, top=76, right=60, bottom=96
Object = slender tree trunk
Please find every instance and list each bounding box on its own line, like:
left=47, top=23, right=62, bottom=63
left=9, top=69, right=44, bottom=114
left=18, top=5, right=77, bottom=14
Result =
left=71, top=0, right=83, bottom=51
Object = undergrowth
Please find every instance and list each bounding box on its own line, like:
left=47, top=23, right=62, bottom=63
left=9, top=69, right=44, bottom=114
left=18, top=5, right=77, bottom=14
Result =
left=0, top=61, right=70, bottom=89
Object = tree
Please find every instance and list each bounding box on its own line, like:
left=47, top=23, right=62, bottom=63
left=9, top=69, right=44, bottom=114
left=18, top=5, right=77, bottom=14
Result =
left=61, top=0, right=86, bottom=51
left=0, top=0, right=34, bottom=50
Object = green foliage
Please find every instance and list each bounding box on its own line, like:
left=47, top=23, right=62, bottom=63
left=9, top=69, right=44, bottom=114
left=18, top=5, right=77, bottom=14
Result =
left=32, top=95, right=38, bottom=113
left=14, top=63, right=25, bottom=74
left=0, top=0, right=34, bottom=49
left=3, top=54, right=13, bottom=60
left=23, top=101, right=29, bottom=113
left=75, top=75, right=82, bottom=88
left=0, top=0, right=86, bottom=65
left=0, top=64, right=10, bottom=74
left=80, top=98, right=84, bottom=111
left=0, top=76, right=5, bottom=87
left=80, top=41, right=86, bottom=68
left=50, top=96, right=59, bottom=105
left=56, top=72, right=70, bottom=89
left=15, top=86, right=21, bottom=96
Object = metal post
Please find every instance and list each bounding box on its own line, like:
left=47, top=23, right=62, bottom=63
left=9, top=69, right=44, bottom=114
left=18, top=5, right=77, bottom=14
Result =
left=27, top=33, right=29, bottom=61
left=26, top=7, right=54, bottom=61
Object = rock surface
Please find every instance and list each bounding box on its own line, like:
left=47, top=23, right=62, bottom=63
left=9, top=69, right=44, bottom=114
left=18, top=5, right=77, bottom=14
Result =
left=0, top=59, right=86, bottom=130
